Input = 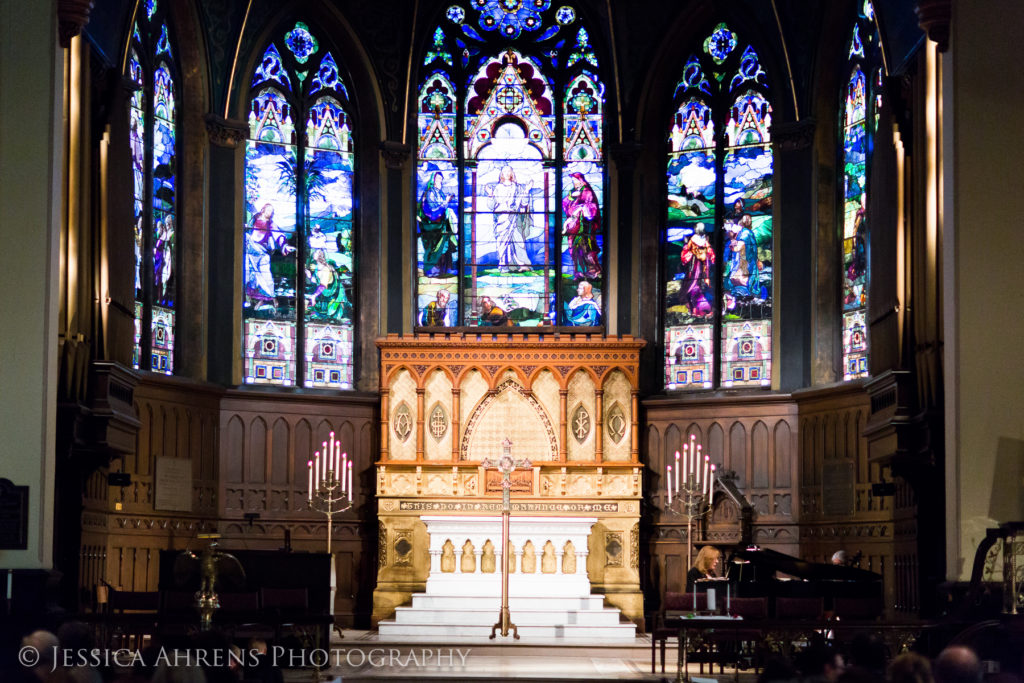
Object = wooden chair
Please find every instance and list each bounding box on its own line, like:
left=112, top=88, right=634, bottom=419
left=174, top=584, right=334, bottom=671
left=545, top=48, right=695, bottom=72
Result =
left=106, top=588, right=160, bottom=649
left=651, top=592, right=707, bottom=674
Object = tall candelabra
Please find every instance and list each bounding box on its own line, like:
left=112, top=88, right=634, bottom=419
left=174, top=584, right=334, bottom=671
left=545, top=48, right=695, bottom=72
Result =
left=307, top=431, right=353, bottom=554
left=665, top=435, right=717, bottom=570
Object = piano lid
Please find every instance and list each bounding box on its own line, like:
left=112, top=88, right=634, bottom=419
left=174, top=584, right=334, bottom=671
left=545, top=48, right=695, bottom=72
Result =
left=729, top=547, right=881, bottom=582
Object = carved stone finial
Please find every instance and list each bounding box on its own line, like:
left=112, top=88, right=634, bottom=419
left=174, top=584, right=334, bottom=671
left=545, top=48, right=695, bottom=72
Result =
left=771, top=118, right=817, bottom=153
left=379, top=141, right=411, bottom=170
left=204, top=114, right=249, bottom=149
left=58, top=0, right=94, bottom=48
left=915, top=0, right=951, bottom=52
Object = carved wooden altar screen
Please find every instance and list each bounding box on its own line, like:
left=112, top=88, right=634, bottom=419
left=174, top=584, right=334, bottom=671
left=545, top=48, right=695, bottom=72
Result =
left=372, top=334, right=645, bottom=626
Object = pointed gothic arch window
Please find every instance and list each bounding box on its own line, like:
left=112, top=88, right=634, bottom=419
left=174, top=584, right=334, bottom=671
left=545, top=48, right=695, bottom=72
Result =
left=129, top=1, right=178, bottom=374
left=415, top=2, right=606, bottom=328
left=840, top=1, right=882, bottom=380
left=243, top=21, right=356, bottom=388
left=663, top=23, right=773, bottom=390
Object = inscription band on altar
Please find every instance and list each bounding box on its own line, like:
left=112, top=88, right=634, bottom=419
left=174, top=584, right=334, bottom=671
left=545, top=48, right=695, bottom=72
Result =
left=397, top=501, right=621, bottom=513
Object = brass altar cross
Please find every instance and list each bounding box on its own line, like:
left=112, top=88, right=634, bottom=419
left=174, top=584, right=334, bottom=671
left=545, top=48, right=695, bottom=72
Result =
left=482, top=437, right=532, bottom=511
left=482, top=437, right=531, bottom=639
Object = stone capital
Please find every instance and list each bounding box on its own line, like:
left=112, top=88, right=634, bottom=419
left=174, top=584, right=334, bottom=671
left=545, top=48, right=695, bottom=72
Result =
left=379, top=141, right=412, bottom=170
left=203, top=113, right=248, bottom=149
left=771, top=118, right=817, bottom=153
left=915, top=0, right=951, bottom=52
left=58, top=0, right=94, bottom=48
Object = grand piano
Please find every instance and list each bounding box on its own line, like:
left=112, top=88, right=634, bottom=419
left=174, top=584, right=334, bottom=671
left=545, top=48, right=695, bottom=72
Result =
left=723, top=546, right=883, bottom=618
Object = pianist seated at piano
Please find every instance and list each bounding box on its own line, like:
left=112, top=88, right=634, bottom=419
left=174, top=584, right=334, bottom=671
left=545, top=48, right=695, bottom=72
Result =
left=686, top=545, right=723, bottom=591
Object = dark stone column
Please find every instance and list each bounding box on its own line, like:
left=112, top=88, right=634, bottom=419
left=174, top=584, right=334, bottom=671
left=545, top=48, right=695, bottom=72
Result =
left=610, top=141, right=643, bottom=336
left=203, top=115, right=247, bottom=385
left=772, top=119, right=816, bottom=392
left=380, top=142, right=411, bottom=334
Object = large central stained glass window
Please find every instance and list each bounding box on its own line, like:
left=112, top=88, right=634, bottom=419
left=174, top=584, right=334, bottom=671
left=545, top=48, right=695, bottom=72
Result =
left=663, top=23, right=773, bottom=390
left=243, top=22, right=355, bottom=387
left=416, top=2, right=605, bottom=328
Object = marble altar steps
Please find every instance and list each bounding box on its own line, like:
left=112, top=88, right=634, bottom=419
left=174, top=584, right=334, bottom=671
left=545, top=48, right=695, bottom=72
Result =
left=378, top=593, right=637, bottom=639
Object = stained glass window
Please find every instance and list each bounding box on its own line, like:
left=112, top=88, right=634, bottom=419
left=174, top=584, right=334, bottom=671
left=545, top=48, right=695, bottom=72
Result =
left=244, top=22, right=355, bottom=388
left=664, top=23, right=772, bottom=390
left=841, top=2, right=881, bottom=381
left=129, top=3, right=177, bottom=374
left=415, top=2, right=605, bottom=328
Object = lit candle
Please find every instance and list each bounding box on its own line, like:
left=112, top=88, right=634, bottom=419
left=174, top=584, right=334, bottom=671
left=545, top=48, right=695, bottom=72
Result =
left=708, top=464, right=716, bottom=509
left=703, top=455, right=710, bottom=496
left=682, top=445, right=689, bottom=485
left=308, top=460, right=313, bottom=501
left=674, top=451, right=680, bottom=492
left=341, top=452, right=348, bottom=491
left=322, top=442, right=328, bottom=483
left=695, top=445, right=701, bottom=486
left=329, top=431, right=335, bottom=463
left=315, top=450, right=320, bottom=488
left=335, top=442, right=340, bottom=480
left=666, top=465, right=673, bottom=505
left=347, top=461, right=353, bottom=502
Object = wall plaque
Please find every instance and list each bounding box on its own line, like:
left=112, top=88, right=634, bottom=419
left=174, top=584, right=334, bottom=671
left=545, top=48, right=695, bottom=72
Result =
left=155, top=457, right=193, bottom=512
left=0, top=478, right=29, bottom=549
left=821, top=461, right=855, bottom=517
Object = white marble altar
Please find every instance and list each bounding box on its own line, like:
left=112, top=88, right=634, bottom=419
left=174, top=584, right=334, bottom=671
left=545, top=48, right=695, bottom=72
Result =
left=377, top=516, right=637, bottom=639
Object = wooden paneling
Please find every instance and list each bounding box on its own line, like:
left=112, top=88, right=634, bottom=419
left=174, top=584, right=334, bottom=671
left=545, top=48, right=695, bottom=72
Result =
left=642, top=385, right=906, bottom=620
left=75, top=375, right=379, bottom=626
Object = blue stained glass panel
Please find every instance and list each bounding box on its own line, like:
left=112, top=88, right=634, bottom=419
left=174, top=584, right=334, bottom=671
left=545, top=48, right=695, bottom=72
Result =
left=729, top=45, right=767, bottom=91
left=537, top=24, right=560, bottom=42
left=720, top=140, right=772, bottom=387
left=475, top=0, right=551, bottom=39
left=705, top=23, right=737, bottom=64
left=560, top=164, right=603, bottom=326
left=849, top=25, right=864, bottom=59
left=726, top=90, right=772, bottom=146
left=675, top=55, right=712, bottom=98
left=130, top=51, right=145, bottom=369
left=155, top=25, right=171, bottom=57
left=664, top=147, right=717, bottom=388
left=248, top=89, right=293, bottom=143
left=555, top=6, right=575, bottom=25
left=284, top=22, right=318, bottom=64
left=425, top=27, right=453, bottom=67
left=146, top=0, right=157, bottom=20
left=567, top=27, right=597, bottom=68
left=152, top=65, right=176, bottom=317
left=303, top=100, right=354, bottom=388
left=243, top=138, right=298, bottom=323
left=253, top=44, right=292, bottom=89
left=447, top=6, right=465, bottom=23
left=311, top=53, right=348, bottom=99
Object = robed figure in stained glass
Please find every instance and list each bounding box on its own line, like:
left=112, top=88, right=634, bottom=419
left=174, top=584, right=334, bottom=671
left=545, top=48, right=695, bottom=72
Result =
left=417, top=171, right=458, bottom=277
left=679, top=226, right=715, bottom=317
left=245, top=203, right=294, bottom=307
left=564, top=280, right=600, bottom=325
left=488, top=165, right=537, bottom=272
left=305, top=223, right=348, bottom=318
left=723, top=214, right=761, bottom=301
left=562, top=172, right=601, bottom=279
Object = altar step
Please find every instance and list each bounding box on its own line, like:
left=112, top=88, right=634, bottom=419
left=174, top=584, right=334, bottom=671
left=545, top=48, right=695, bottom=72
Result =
left=410, top=594, right=607, bottom=611
left=378, top=594, right=637, bottom=640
